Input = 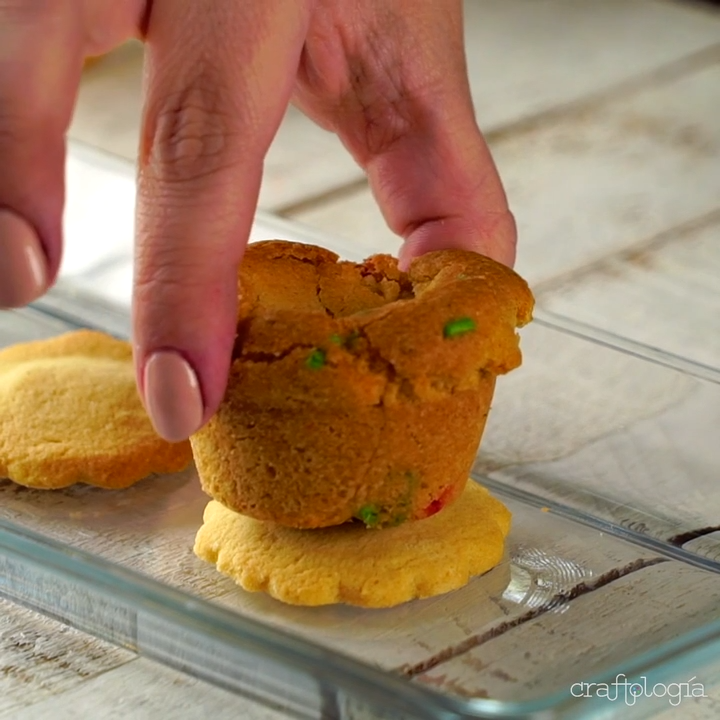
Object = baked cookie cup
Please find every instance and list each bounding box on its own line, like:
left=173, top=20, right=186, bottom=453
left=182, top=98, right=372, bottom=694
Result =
left=191, top=241, right=533, bottom=529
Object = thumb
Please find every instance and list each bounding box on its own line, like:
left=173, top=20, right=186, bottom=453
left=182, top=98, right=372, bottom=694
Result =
left=295, top=0, right=516, bottom=271
left=393, top=130, right=517, bottom=271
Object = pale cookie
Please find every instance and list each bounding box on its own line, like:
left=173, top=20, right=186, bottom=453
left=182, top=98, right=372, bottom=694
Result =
left=194, top=481, right=511, bottom=608
left=0, top=330, right=192, bottom=489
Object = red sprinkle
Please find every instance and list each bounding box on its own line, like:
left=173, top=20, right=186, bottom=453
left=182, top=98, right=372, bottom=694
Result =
left=424, top=498, right=444, bottom=517
left=422, top=484, right=457, bottom=518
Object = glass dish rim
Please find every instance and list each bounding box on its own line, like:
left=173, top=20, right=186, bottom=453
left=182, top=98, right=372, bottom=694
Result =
left=4, top=486, right=720, bottom=720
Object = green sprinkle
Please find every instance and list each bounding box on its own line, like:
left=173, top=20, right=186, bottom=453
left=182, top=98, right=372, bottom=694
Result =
left=305, top=348, right=326, bottom=370
left=356, top=505, right=380, bottom=527
left=443, top=317, right=476, bottom=338
left=329, top=330, right=360, bottom=348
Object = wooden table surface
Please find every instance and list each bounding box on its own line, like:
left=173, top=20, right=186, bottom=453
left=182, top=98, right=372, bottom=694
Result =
left=2, top=1, right=720, bottom=718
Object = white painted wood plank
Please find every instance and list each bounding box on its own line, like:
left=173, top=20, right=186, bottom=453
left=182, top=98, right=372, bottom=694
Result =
left=477, top=322, right=696, bottom=471
left=72, top=3, right=720, bottom=158
left=70, top=43, right=145, bottom=163
left=10, top=657, right=287, bottom=720
left=291, top=61, right=720, bottom=285
left=684, top=533, right=720, bottom=563
left=286, top=192, right=401, bottom=261
left=464, top=0, right=720, bottom=129
left=415, top=562, right=720, bottom=704
left=0, top=599, right=133, bottom=718
left=476, top=322, right=720, bottom=544
left=69, top=42, right=360, bottom=213
left=501, top=58, right=720, bottom=284
left=61, top=150, right=138, bottom=277
left=539, top=220, right=720, bottom=371
left=69, top=2, right=720, bottom=215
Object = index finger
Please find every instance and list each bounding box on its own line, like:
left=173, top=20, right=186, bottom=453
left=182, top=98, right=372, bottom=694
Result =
left=135, top=0, right=309, bottom=441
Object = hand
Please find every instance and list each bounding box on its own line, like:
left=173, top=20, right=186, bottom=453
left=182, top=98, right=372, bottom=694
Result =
left=0, top=0, right=516, bottom=441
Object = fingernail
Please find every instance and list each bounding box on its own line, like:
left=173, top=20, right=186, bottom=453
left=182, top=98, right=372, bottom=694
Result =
left=0, top=210, right=48, bottom=308
left=143, top=351, right=204, bottom=442
left=397, top=243, right=412, bottom=272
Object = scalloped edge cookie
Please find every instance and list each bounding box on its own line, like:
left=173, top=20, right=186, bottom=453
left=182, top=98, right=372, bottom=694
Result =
left=194, top=481, right=511, bottom=608
left=0, top=330, right=192, bottom=489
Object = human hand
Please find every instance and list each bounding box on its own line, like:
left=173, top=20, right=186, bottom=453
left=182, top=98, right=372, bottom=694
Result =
left=0, top=0, right=516, bottom=441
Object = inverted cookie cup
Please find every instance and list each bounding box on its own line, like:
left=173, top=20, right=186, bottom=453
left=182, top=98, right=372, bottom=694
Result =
left=191, top=241, right=534, bottom=529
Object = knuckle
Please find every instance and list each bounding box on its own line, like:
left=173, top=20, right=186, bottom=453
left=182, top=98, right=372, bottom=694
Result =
left=133, top=245, right=232, bottom=338
left=346, top=55, right=414, bottom=158
left=143, top=67, right=245, bottom=186
left=134, top=245, right=198, bottom=305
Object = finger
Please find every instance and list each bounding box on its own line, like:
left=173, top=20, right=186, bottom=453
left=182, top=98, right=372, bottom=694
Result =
left=135, top=0, right=310, bottom=442
left=0, top=1, right=143, bottom=309
left=0, top=3, right=83, bottom=307
left=295, top=0, right=516, bottom=269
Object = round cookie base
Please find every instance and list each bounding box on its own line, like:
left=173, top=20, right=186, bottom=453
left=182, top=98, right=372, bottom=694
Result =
left=0, top=330, right=193, bottom=489
left=194, top=480, right=511, bottom=608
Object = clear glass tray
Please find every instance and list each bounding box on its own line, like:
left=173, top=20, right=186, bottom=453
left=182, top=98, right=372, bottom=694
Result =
left=1, top=144, right=719, bottom=720
left=535, top=222, right=720, bottom=376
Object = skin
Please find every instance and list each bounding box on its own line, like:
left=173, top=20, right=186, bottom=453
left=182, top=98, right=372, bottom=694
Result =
left=0, top=0, right=516, bottom=442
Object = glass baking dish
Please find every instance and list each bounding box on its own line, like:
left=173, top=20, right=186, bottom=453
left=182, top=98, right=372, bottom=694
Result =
left=1, top=144, right=719, bottom=719
left=534, top=222, right=720, bottom=376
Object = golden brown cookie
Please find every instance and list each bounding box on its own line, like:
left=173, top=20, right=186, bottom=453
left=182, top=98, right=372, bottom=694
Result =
left=0, top=330, right=192, bottom=489
left=194, top=481, right=512, bottom=608
left=191, top=241, right=533, bottom=529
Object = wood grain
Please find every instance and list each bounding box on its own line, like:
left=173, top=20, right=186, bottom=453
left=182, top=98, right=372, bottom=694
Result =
left=9, top=656, right=287, bottom=720
left=484, top=373, right=720, bottom=547
left=291, top=61, right=720, bottom=285
left=415, top=562, right=720, bottom=702
left=208, top=499, right=661, bottom=672
left=539, top=218, right=720, bottom=371
left=477, top=321, right=696, bottom=469
left=0, top=599, right=133, bottom=719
